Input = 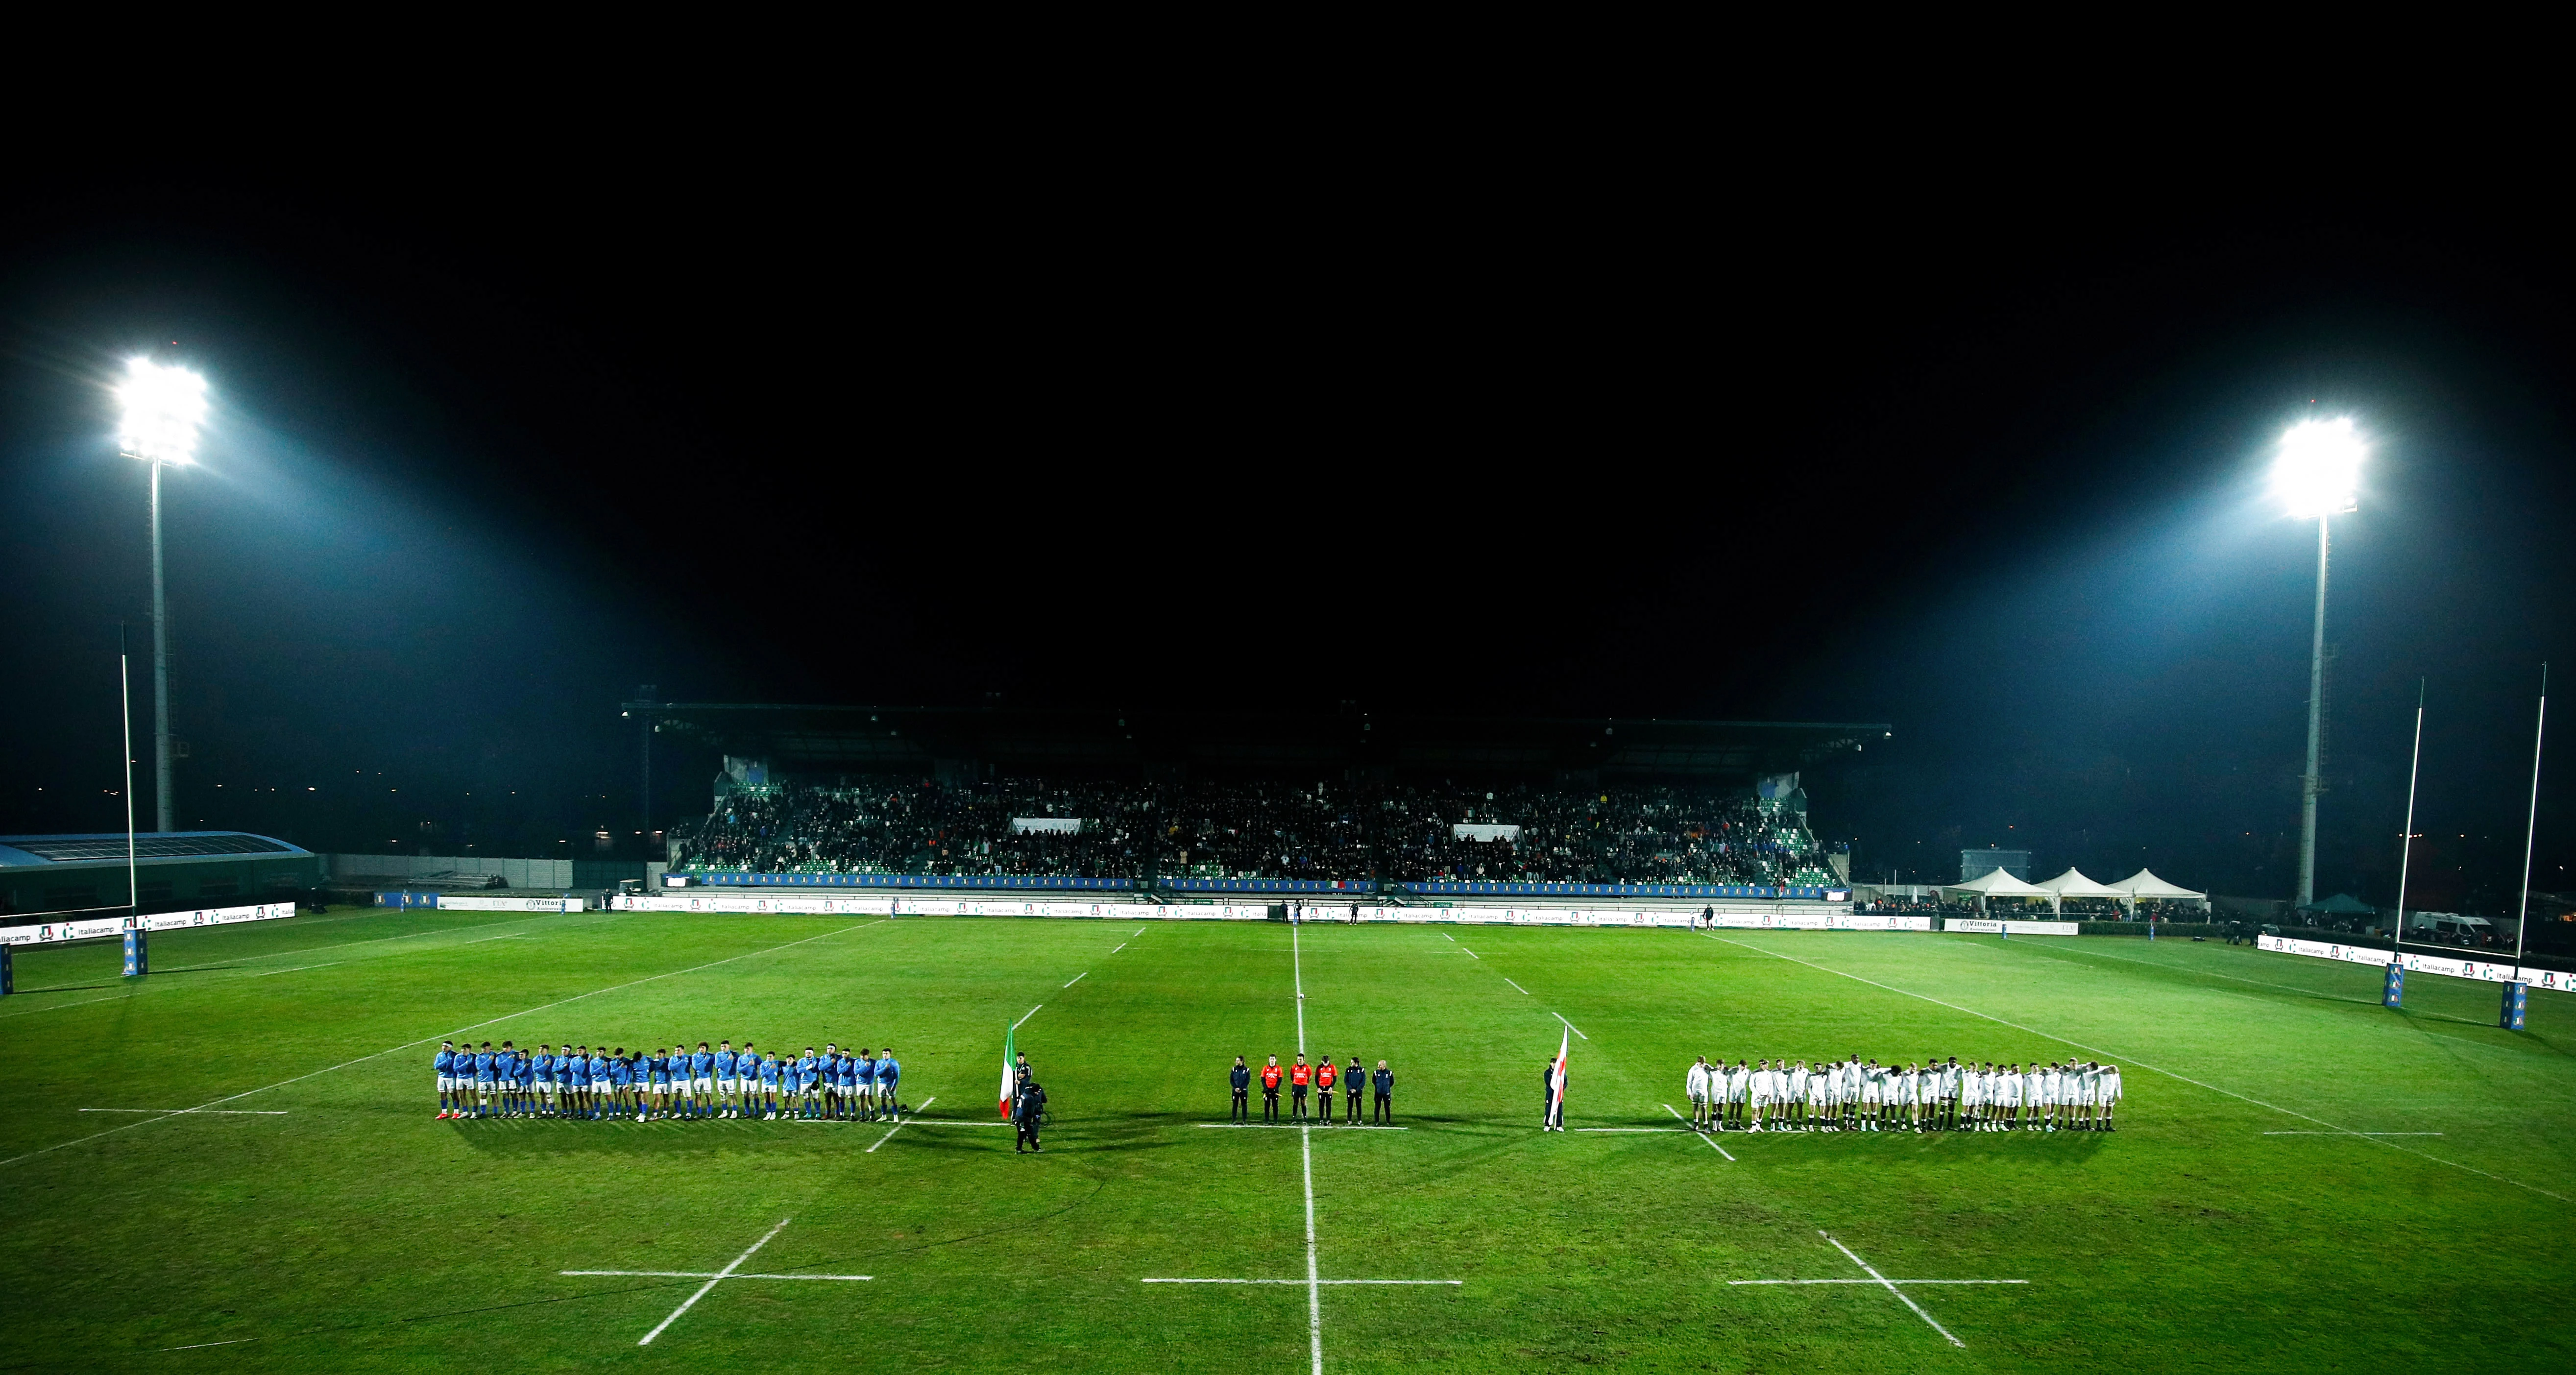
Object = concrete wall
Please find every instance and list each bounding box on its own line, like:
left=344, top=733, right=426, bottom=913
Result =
left=326, top=854, right=575, bottom=889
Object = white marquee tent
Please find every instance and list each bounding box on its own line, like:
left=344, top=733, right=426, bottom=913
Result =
left=2034, top=867, right=2129, bottom=915
left=2110, top=868, right=2209, bottom=913
left=1940, top=867, right=2053, bottom=913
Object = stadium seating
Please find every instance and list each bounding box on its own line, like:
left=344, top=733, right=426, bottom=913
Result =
left=667, top=777, right=1842, bottom=890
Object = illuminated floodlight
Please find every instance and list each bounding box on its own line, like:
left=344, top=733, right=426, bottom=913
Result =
left=116, top=357, right=209, bottom=464
left=2271, top=417, right=2363, bottom=518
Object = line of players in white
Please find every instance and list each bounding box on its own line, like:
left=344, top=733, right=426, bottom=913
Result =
left=1684, top=1055, right=2124, bottom=1132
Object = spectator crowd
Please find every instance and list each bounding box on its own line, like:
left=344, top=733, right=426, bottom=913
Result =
left=668, top=775, right=1842, bottom=889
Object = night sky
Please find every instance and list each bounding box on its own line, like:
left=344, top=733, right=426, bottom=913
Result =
left=2, top=176, right=2567, bottom=911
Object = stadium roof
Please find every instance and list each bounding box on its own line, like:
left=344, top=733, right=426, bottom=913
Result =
left=0, top=831, right=310, bottom=872
left=631, top=703, right=1890, bottom=783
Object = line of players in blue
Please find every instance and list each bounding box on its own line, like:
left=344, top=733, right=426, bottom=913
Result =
left=431, top=1038, right=902, bottom=1121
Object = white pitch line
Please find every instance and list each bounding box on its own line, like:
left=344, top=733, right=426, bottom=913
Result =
left=1823, top=1232, right=1963, bottom=1349
left=1143, top=1278, right=1461, bottom=1285
left=156, top=1339, right=254, bottom=1351
left=638, top=1216, right=790, bottom=1346
left=566, top=1270, right=874, bottom=1280
left=2264, top=1131, right=2445, bottom=1136
left=1064, top=972, right=1087, bottom=988
left=0, top=919, right=889, bottom=1171
left=1706, top=932, right=2568, bottom=1202
left=1013, top=1004, right=1044, bottom=1030
left=1197, top=1123, right=1408, bottom=1131
left=79, top=1108, right=288, bottom=1115
left=865, top=1096, right=938, bottom=1153
left=1292, top=918, right=1321, bottom=1375
left=1575, top=1127, right=1692, bottom=1133
left=246, top=962, right=344, bottom=977
left=1111, top=943, right=1127, bottom=954
left=1460, top=948, right=1480, bottom=959
left=1730, top=1279, right=2027, bottom=1286
left=1552, top=1012, right=1587, bottom=1041
left=1662, top=1104, right=1734, bottom=1160
left=1502, top=977, right=1530, bottom=995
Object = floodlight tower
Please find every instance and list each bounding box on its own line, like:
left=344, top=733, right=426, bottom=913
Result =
left=116, top=358, right=209, bottom=834
left=2272, top=417, right=2365, bottom=909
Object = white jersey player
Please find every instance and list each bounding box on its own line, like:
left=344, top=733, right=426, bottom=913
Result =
left=1685, top=1056, right=1713, bottom=1129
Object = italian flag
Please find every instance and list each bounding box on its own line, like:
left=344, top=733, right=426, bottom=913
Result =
left=1546, top=1026, right=1569, bottom=1131
left=998, top=1023, right=1017, bottom=1119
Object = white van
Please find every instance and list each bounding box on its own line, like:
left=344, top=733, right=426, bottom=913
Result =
left=2408, top=912, right=2496, bottom=946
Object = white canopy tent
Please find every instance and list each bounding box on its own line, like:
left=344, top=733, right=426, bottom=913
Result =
left=1940, top=867, right=2053, bottom=914
left=2109, top=868, right=2209, bottom=915
left=2033, top=867, right=2128, bottom=916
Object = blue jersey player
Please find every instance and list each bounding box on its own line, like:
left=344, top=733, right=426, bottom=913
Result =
left=434, top=1041, right=460, bottom=1119
left=691, top=1042, right=716, bottom=1119
left=757, top=1053, right=782, bottom=1118
left=534, top=1046, right=556, bottom=1118
left=716, top=1041, right=742, bottom=1118
left=472, top=1042, right=499, bottom=1118
left=876, top=1048, right=900, bottom=1118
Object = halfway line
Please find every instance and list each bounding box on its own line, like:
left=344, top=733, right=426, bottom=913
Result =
left=1503, top=978, right=1530, bottom=995
left=1014, top=1005, right=1044, bottom=1030
left=1064, top=972, right=1087, bottom=988
left=1552, top=1012, right=1588, bottom=1041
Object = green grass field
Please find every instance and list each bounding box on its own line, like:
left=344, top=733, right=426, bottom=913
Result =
left=1, top=908, right=2571, bottom=1373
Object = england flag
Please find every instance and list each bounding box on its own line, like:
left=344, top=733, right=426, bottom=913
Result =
left=1546, top=1027, right=1569, bottom=1131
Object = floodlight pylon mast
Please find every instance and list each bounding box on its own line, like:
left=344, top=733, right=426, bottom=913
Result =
left=2297, top=512, right=2330, bottom=909
left=2393, top=680, right=2423, bottom=951
left=2514, top=664, right=2548, bottom=969
left=149, top=457, right=173, bottom=833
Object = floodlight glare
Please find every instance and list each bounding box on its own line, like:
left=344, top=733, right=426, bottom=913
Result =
left=2271, top=417, right=2363, bottom=518
left=116, top=357, right=209, bottom=465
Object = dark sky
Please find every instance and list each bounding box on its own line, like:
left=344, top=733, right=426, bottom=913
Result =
left=2, top=174, right=2567, bottom=909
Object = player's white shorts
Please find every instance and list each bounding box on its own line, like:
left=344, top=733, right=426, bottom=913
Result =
left=695, top=1076, right=714, bottom=1093
left=536, top=1081, right=555, bottom=1098
left=437, top=1074, right=457, bottom=1092
left=476, top=1077, right=497, bottom=1091
left=1860, top=1089, right=1881, bottom=1105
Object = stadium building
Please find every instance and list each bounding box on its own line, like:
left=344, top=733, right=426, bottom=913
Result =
left=636, top=703, right=1885, bottom=902
left=0, top=831, right=322, bottom=919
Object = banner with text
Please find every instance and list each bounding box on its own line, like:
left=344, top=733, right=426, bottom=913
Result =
left=2258, top=934, right=2570, bottom=991
left=1, top=902, right=296, bottom=948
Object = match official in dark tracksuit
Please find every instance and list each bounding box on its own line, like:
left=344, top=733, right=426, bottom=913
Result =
left=1014, top=1079, right=1047, bottom=1153
left=1230, top=1057, right=1251, bottom=1121
left=1344, top=1058, right=1363, bottom=1123
left=1372, top=1061, right=1394, bottom=1123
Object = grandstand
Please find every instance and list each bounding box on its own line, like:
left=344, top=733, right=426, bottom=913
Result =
left=641, top=705, right=1881, bottom=898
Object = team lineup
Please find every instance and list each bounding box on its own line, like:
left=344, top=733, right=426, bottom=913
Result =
left=1684, top=1055, right=2125, bottom=1132
left=432, top=1039, right=902, bottom=1120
